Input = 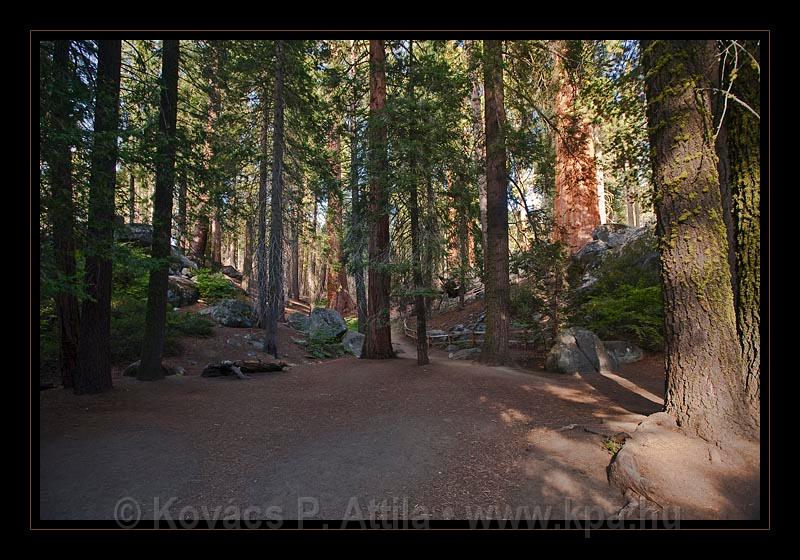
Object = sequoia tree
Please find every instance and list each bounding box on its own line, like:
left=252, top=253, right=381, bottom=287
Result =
left=478, top=39, right=510, bottom=366
left=74, top=40, right=122, bottom=395
left=641, top=39, right=758, bottom=442
left=362, top=39, right=393, bottom=359
left=138, top=39, right=180, bottom=381
left=553, top=40, right=600, bottom=254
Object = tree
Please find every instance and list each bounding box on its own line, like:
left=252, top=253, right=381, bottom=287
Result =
left=478, top=40, right=511, bottom=366
left=138, top=39, right=180, bottom=381
left=725, top=39, right=761, bottom=420
left=407, top=40, right=429, bottom=366
left=47, top=40, right=80, bottom=389
left=641, top=39, right=757, bottom=442
left=553, top=40, right=600, bottom=254
left=467, top=40, right=488, bottom=273
left=74, top=40, right=122, bottom=395
left=264, top=39, right=286, bottom=358
left=363, top=39, right=393, bottom=359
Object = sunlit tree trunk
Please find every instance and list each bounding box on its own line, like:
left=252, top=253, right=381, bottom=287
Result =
left=478, top=39, right=510, bottom=366
left=128, top=172, right=136, bottom=223
left=74, top=39, right=121, bottom=395
left=138, top=39, right=180, bottom=381
left=642, top=39, right=757, bottom=443
left=363, top=39, right=393, bottom=359
left=553, top=40, right=600, bottom=254
left=256, top=84, right=270, bottom=327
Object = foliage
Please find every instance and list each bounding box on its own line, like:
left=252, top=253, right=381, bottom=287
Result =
left=345, top=316, right=359, bottom=332
left=193, top=268, right=237, bottom=301
left=293, top=333, right=346, bottom=359
left=568, top=230, right=664, bottom=351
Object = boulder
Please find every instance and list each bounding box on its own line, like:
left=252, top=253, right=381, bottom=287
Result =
left=308, top=308, right=348, bottom=340
left=449, top=347, right=482, bottom=360
left=545, top=327, right=616, bottom=374
left=167, top=275, right=200, bottom=308
left=603, top=340, right=645, bottom=364
left=287, top=312, right=311, bottom=332
left=342, top=330, right=365, bottom=357
left=220, top=265, right=243, bottom=281
left=170, top=245, right=198, bottom=273
left=115, top=223, right=153, bottom=247
left=198, top=299, right=256, bottom=328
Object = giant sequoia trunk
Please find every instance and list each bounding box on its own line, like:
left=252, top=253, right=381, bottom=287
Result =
left=211, top=211, right=223, bottom=270
left=478, top=40, right=510, bottom=366
left=642, top=39, right=758, bottom=442
left=553, top=40, right=600, bottom=254
left=264, top=40, right=286, bottom=358
left=74, top=40, right=121, bottom=395
left=138, top=40, right=180, bottom=381
left=726, top=39, right=761, bottom=419
left=363, top=39, right=393, bottom=359
left=49, top=40, right=80, bottom=389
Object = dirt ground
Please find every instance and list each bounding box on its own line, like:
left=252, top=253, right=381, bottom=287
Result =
left=38, top=310, right=758, bottom=523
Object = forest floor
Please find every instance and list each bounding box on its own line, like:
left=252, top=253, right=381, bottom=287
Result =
left=38, top=304, right=758, bottom=523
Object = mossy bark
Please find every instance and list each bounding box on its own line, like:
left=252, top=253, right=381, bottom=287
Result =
left=641, top=40, right=757, bottom=442
left=727, top=40, right=761, bottom=419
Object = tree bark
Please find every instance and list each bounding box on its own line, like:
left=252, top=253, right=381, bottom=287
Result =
left=74, top=39, right=121, bottom=395
left=726, top=39, right=761, bottom=421
left=478, top=40, right=510, bottom=366
left=211, top=211, right=222, bottom=270
left=326, top=131, right=355, bottom=315
left=138, top=39, right=180, bottom=381
left=177, top=173, right=187, bottom=251
left=553, top=40, right=600, bottom=254
left=641, top=39, right=757, bottom=442
left=363, top=39, right=393, bottom=359
left=49, top=39, right=80, bottom=389
left=128, top=172, right=136, bottom=223
left=290, top=208, right=300, bottom=301
left=264, top=39, right=286, bottom=358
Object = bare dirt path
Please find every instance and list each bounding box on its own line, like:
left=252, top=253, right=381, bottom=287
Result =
left=40, top=323, right=675, bottom=523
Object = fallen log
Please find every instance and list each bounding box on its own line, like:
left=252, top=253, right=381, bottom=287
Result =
left=202, top=359, right=287, bottom=378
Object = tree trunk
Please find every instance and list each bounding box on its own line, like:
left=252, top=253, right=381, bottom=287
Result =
left=190, top=216, right=209, bottom=267
left=326, top=131, right=354, bottom=315
left=349, top=41, right=367, bottom=334
left=138, top=39, right=179, bottom=381
left=211, top=211, right=222, bottom=270
left=290, top=210, right=300, bottom=301
left=49, top=39, right=80, bottom=389
left=408, top=40, right=429, bottom=366
left=478, top=39, right=510, bottom=366
left=363, top=39, right=393, bottom=359
left=467, top=40, right=489, bottom=276
left=256, top=84, right=270, bottom=328
left=264, top=39, right=286, bottom=358
left=726, top=39, right=761, bottom=422
left=641, top=39, right=757, bottom=442
left=593, top=125, right=607, bottom=225
left=243, top=215, right=254, bottom=293
left=74, top=39, right=121, bottom=395
left=128, top=172, right=136, bottom=223
left=553, top=40, right=600, bottom=254
left=177, top=173, right=187, bottom=251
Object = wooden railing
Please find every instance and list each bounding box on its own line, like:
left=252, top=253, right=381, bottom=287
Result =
left=402, top=318, right=541, bottom=351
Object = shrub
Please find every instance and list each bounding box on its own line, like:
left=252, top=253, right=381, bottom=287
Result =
left=576, top=284, right=664, bottom=351
left=194, top=268, right=236, bottom=301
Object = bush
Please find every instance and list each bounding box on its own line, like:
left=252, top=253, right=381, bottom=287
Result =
left=576, top=284, right=663, bottom=351
left=194, top=268, right=236, bottom=301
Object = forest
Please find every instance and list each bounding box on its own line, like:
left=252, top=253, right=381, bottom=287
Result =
left=37, top=37, right=762, bottom=526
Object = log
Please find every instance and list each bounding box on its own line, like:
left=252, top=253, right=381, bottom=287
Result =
left=202, top=359, right=287, bottom=378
